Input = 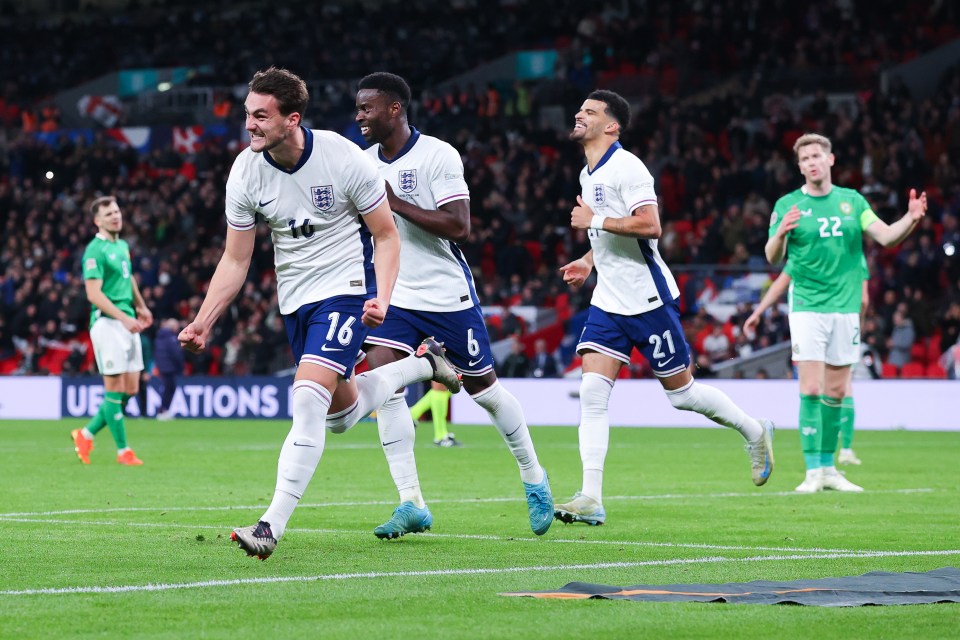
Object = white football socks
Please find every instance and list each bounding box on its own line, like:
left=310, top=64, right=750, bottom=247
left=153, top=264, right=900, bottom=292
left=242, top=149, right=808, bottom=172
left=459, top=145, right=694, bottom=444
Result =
left=471, top=381, right=543, bottom=484
left=578, top=372, right=614, bottom=501
left=377, top=391, right=425, bottom=508
left=326, top=355, right=433, bottom=433
left=665, top=379, right=763, bottom=441
left=262, top=380, right=331, bottom=539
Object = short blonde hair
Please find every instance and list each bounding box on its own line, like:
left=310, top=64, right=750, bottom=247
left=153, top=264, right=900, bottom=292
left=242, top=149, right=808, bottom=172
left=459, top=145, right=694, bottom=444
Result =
left=793, top=133, right=832, bottom=159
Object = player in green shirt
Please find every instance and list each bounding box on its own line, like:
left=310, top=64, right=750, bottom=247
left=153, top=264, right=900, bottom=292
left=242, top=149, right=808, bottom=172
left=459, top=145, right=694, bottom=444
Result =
left=766, top=133, right=926, bottom=492
left=71, top=195, right=153, bottom=466
left=744, top=256, right=870, bottom=466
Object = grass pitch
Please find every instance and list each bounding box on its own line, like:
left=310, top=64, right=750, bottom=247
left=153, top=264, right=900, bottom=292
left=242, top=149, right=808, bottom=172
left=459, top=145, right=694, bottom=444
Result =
left=1, top=418, right=958, bottom=638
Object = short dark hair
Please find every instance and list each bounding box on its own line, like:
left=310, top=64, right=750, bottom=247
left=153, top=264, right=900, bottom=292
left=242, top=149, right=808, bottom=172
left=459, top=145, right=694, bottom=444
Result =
left=358, top=72, right=412, bottom=113
left=249, top=67, right=309, bottom=117
left=89, top=195, right=116, bottom=218
left=587, top=89, right=630, bottom=131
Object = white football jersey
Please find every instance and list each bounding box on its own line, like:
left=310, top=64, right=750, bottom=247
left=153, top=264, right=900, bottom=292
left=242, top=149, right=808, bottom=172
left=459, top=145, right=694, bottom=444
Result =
left=580, top=142, right=679, bottom=315
left=365, top=128, right=475, bottom=312
left=226, top=128, right=387, bottom=315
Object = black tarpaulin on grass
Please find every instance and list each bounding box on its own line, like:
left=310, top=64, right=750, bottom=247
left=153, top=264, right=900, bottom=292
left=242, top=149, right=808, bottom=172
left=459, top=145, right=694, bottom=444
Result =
left=501, top=567, right=960, bottom=606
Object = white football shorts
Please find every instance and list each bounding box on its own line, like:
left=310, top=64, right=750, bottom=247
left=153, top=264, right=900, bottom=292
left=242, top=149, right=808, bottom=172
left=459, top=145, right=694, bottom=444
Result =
left=90, top=316, right=144, bottom=375
left=788, top=311, right=860, bottom=366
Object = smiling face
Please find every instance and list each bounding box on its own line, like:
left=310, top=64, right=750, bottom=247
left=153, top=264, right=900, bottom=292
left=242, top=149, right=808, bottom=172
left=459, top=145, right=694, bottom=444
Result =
left=796, top=142, right=835, bottom=185
left=569, top=99, right=616, bottom=143
left=244, top=91, right=298, bottom=153
left=355, top=88, right=398, bottom=145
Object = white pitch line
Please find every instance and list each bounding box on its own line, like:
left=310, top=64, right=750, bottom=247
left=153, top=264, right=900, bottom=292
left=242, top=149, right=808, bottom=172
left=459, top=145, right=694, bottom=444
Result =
left=3, top=549, right=959, bottom=597
left=0, top=516, right=860, bottom=555
left=0, top=487, right=936, bottom=519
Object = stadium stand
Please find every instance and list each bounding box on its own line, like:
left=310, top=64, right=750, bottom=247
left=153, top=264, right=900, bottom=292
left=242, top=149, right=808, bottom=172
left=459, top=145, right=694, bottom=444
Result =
left=0, top=0, right=958, bottom=379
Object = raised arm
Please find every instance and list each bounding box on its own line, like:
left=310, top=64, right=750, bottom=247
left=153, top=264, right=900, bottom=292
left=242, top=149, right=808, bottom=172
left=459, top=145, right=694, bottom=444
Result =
left=178, top=227, right=255, bottom=352
left=864, top=189, right=926, bottom=247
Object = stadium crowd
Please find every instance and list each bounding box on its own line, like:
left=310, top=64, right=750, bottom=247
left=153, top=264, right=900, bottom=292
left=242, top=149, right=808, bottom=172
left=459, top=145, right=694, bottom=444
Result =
left=1, top=0, right=958, bottom=379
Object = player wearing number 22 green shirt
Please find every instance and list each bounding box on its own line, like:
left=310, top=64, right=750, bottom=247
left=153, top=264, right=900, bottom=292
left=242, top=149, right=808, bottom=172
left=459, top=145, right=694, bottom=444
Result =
left=766, top=133, right=927, bottom=493
left=71, top=195, right=153, bottom=466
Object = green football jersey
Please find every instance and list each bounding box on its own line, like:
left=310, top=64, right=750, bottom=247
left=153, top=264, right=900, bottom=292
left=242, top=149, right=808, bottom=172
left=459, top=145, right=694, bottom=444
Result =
left=783, top=254, right=869, bottom=280
left=82, top=234, right=135, bottom=329
left=770, top=186, right=879, bottom=314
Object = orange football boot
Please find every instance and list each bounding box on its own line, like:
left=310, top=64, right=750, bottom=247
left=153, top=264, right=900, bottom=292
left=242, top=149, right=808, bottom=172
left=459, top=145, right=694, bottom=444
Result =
left=117, top=449, right=144, bottom=465
left=71, top=429, right=93, bottom=464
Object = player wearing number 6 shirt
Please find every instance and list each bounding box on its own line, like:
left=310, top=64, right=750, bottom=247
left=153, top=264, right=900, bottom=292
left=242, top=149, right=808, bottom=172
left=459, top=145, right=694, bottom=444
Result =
left=765, top=133, right=926, bottom=494
left=355, top=72, right=553, bottom=539
left=178, top=67, right=461, bottom=561
left=554, top=90, right=775, bottom=526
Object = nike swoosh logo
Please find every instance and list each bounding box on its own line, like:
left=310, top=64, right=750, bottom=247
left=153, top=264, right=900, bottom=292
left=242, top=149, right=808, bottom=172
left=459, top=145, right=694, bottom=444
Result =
left=468, top=357, right=484, bottom=366
left=656, top=357, right=675, bottom=368
left=381, top=439, right=402, bottom=447
left=258, top=197, right=277, bottom=208
left=504, top=425, right=521, bottom=437
left=293, top=441, right=315, bottom=447
left=320, top=345, right=344, bottom=352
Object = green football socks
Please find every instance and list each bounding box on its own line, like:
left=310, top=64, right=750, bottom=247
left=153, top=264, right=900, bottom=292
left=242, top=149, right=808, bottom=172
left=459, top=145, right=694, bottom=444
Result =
left=839, top=396, right=855, bottom=449
left=85, top=407, right=108, bottom=436
left=819, top=395, right=843, bottom=467
left=799, top=394, right=821, bottom=470
left=102, top=391, right=128, bottom=450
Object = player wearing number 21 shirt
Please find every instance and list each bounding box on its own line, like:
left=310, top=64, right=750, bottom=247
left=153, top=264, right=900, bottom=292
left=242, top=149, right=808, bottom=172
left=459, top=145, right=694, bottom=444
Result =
left=554, top=90, right=775, bottom=527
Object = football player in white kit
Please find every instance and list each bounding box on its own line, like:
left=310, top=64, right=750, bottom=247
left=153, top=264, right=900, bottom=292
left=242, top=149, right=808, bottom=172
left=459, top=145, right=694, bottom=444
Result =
left=354, top=72, right=554, bottom=538
left=555, top=90, right=775, bottom=526
left=179, top=68, right=462, bottom=560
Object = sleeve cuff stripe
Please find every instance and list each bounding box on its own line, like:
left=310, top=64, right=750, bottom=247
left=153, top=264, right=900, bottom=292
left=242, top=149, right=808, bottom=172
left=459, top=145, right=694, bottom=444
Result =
left=436, top=193, right=470, bottom=205
left=227, top=221, right=256, bottom=230
left=629, top=199, right=658, bottom=210
left=359, top=191, right=387, bottom=214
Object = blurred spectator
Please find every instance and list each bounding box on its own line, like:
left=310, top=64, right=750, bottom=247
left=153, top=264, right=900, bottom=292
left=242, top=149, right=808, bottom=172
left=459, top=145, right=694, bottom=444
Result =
left=886, top=308, right=916, bottom=370
left=940, top=302, right=960, bottom=353
left=1, top=2, right=958, bottom=380
left=530, top=338, right=560, bottom=378
left=940, top=341, right=960, bottom=380
left=703, top=324, right=732, bottom=363
left=154, top=318, right=184, bottom=421
left=854, top=333, right=883, bottom=380
left=497, top=336, right=530, bottom=378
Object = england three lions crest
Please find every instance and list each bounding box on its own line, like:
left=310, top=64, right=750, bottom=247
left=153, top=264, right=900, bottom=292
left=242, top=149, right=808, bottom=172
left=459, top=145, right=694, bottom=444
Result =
left=311, top=185, right=335, bottom=212
left=399, top=169, right=417, bottom=193
left=594, top=184, right=606, bottom=205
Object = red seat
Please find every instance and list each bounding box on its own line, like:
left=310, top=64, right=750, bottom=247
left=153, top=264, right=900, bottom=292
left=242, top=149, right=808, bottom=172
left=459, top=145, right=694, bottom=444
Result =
left=0, top=353, right=21, bottom=374
left=900, top=362, right=926, bottom=378
left=909, top=342, right=927, bottom=365
left=926, top=362, right=947, bottom=379
left=881, top=361, right=899, bottom=378
left=37, top=348, right=71, bottom=375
